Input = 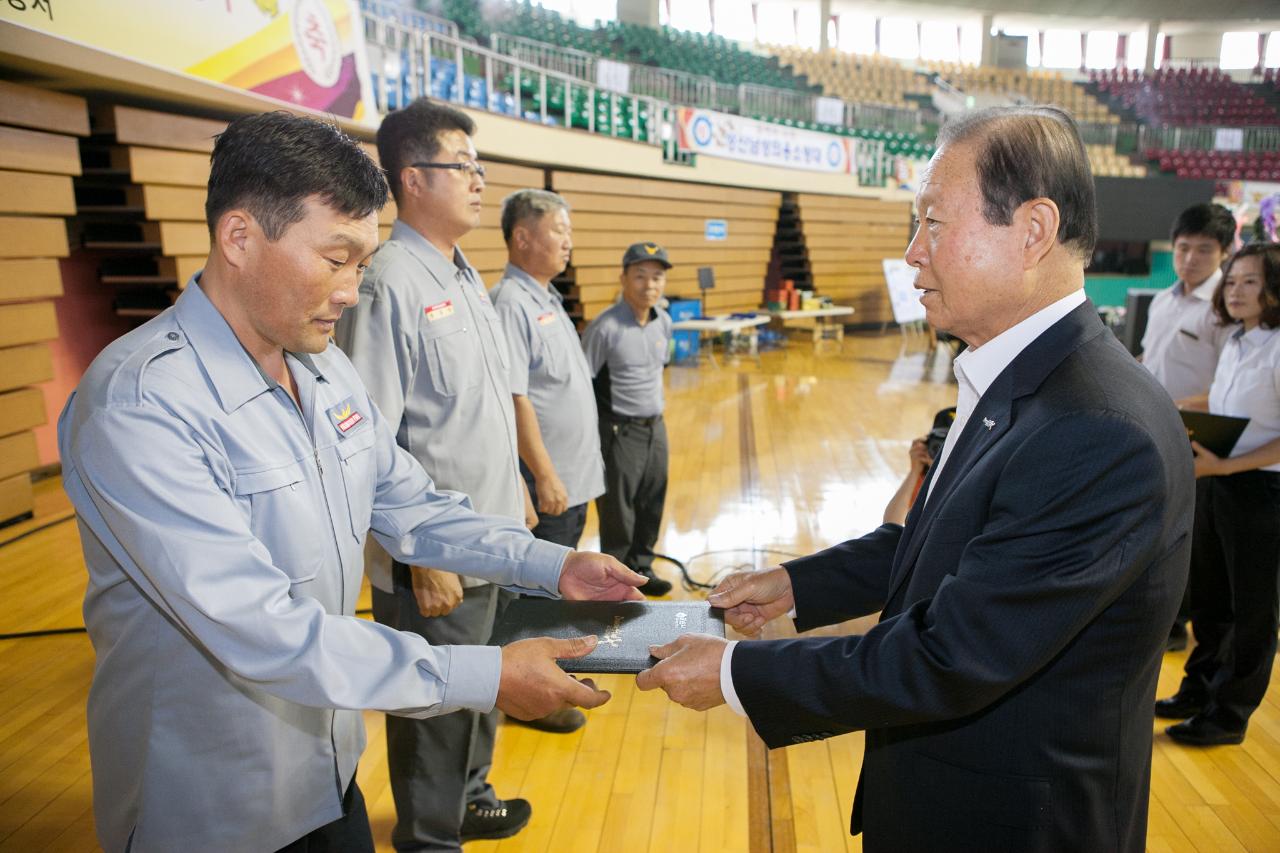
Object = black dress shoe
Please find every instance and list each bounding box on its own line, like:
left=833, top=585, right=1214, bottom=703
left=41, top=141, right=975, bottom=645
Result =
left=1154, top=691, right=1207, bottom=719
left=637, top=569, right=672, bottom=597
left=1166, top=714, right=1245, bottom=747
left=460, top=798, right=532, bottom=842
left=1166, top=622, right=1189, bottom=652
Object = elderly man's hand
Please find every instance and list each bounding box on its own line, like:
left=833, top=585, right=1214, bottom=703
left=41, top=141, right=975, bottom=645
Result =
left=497, top=635, right=611, bottom=720
left=707, top=566, right=795, bottom=637
left=559, top=551, right=646, bottom=601
left=635, top=633, right=729, bottom=711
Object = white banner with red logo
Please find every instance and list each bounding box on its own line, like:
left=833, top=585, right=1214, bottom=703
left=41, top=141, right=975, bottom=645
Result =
left=676, top=107, right=853, bottom=174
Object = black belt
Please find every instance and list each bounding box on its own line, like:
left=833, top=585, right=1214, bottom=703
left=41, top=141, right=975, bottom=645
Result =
left=606, top=414, right=663, bottom=426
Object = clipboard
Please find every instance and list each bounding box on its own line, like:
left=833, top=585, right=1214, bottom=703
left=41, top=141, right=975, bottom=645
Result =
left=1179, top=410, right=1249, bottom=458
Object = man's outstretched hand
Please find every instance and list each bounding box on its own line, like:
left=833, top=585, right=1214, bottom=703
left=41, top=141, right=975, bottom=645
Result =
left=707, top=566, right=795, bottom=636
left=635, top=633, right=729, bottom=711
left=497, top=635, right=611, bottom=720
left=559, top=551, right=646, bottom=601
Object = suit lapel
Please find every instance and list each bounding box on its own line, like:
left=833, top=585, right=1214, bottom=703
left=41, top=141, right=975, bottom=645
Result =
left=882, top=301, right=1108, bottom=611
left=884, top=385, right=1013, bottom=608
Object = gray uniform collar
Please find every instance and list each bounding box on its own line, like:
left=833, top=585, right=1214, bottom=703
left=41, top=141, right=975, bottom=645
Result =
left=175, top=275, right=324, bottom=414
left=607, top=298, right=658, bottom=327
left=390, top=219, right=476, bottom=286
left=502, top=263, right=563, bottom=307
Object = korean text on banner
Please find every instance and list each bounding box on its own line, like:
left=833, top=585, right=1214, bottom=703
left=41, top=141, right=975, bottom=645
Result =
left=677, top=108, right=852, bottom=175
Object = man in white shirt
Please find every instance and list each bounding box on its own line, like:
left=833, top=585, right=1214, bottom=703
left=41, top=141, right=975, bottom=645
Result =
left=1138, top=202, right=1235, bottom=651
left=635, top=106, right=1194, bottom=853
left=1140, top=203, right=1235, bottom=401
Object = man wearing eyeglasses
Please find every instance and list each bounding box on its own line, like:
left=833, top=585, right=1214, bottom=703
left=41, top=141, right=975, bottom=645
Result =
left=335, top=98, right=536, bottom=851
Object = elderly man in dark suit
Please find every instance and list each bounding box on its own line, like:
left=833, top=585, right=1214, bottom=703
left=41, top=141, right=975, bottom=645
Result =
left=637, top=106, right=1193, bottom=853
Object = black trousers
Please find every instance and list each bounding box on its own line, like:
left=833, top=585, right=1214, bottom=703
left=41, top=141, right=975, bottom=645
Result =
left=521, top=462, right=589, bottom=548
left=1180, top=470, right=1280, bottom=731
left=274, top=778, right=374, bottom=853
left=595, top=416, right=668, bottom=572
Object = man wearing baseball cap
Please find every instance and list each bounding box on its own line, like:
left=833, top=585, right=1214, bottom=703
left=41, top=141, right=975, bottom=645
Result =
left=580, top=243, right=676, bottom=596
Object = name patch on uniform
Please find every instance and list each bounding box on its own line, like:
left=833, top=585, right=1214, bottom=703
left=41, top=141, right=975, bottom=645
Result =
left=327, top=397, right=365, bottom=434
left=537, top=311, right=556, bottom=326
left=425, top=300, right=454, bottom=322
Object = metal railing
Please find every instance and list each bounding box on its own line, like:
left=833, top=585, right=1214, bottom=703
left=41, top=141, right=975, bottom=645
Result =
left=845, top=102, right=924, bottom=135
left=359, top=1, right=456, bottom=39
left=493, top=31, right=922, bottom=135
left=494, top=32, right=738, bottom=110
left=361, top=11, right=665, bottom=146
left=359, top=9, right=907, bottom=186
left=491, top=32, right=596, bottom=81
left=1137, top=124, right=1280, bottom=152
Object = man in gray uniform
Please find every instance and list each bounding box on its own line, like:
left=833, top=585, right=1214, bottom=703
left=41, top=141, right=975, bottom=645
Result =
left=492, top=190, right=604, bottom=549
left=334, top=98, right=533, bottom=850
left=492, top=190, right=606, bottom=733
left=58, top=111, right=642, bottom=853
left=581, top=243, right=676, bottom=597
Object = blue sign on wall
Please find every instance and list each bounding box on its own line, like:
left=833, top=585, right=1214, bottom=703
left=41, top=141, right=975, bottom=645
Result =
left=704, top=219, right=728, bottom=241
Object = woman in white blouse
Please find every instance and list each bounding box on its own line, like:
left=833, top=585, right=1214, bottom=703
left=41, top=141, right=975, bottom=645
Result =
left=1156, top=241, right=1280, bottom=746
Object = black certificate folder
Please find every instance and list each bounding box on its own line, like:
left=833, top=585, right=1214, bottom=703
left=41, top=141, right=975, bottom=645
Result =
left=490, top=600, right=726, bottom=674
left=1179, top=410, right=1249, bottom=459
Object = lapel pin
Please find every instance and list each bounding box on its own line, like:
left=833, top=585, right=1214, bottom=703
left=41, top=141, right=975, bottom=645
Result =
left=982, top=417, right=995, bottom=430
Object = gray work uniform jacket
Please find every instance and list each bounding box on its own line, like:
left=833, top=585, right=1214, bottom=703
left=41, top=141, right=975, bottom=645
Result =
left=491, top=263, right=605, bottom=507
left=58, top=278, right=568, bottom=853
left=335, top=220, right=523, bottom=590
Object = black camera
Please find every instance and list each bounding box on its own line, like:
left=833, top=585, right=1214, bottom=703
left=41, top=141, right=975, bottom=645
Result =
left=925, top=407, right=957, bottom=462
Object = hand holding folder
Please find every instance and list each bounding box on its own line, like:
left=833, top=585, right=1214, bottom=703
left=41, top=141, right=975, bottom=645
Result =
left=492, top=552, right=647, bottom=720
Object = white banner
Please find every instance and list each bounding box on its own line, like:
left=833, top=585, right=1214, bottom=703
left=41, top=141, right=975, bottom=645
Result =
left=595, top=58, right=631, bottom=93
left=814, top=96, right=844, bottom=126
left=676, top=107, right=852, bottom=174
left=1213, top=128, right=1244, bottom=151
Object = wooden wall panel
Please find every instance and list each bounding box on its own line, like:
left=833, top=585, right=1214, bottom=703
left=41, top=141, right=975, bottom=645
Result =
left=0, top=472, right=33, bottom=524
left=795, top=193, right=911, bottom=323
left=0, top=344, right=54, bottom=392
left=0, top=82, right=86, bottom=519
left=100, top=105, right=223, bottom=153
left=0, top=81, right=89, bottom=137
left=0, top=387, right=46, bottom=438
left=0, top=126, right=82, bottom=175
left=0, top=430, right=39, bottom=481
left=0, top=216, right=70, bottom=258
left=0, top=259, right=64, bottom=303
left=0, top=171, right=77, bottom=215
left=119, top=146, right=211, bottom=187
left=0, top=302, right=59, bottom=348
left=552, top=171, right=781, bottom=320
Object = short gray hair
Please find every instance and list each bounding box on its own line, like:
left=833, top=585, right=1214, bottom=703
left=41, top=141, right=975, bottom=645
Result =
left=937, top=105, right=1097, bottom=260
left=501, top=189, right=570, bottom=244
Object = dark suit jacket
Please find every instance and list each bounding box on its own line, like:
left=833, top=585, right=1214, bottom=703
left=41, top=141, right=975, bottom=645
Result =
left=733, top=302, right=1193, bottom=853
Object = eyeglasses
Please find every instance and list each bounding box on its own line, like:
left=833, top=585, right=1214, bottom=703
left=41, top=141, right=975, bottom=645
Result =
left=411, top=160, right=486, bottom=180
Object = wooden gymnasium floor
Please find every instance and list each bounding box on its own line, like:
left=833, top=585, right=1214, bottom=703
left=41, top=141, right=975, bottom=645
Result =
left=2, top=330, right=1279, bottom=852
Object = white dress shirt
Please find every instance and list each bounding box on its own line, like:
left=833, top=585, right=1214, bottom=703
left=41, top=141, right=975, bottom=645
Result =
left=1140, top=270, right=1229, bottom=401
left=719, top=289, right=1087, bottom=716
left=1208, top=324, right=1280, bottom=473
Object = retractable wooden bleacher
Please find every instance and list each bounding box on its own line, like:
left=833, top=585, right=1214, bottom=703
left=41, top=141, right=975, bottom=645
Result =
left=550, top=172, right=781, bottom=321
left=0, top=81, right=89, bottom=526
left=795, top=193, right=912, bottom=324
